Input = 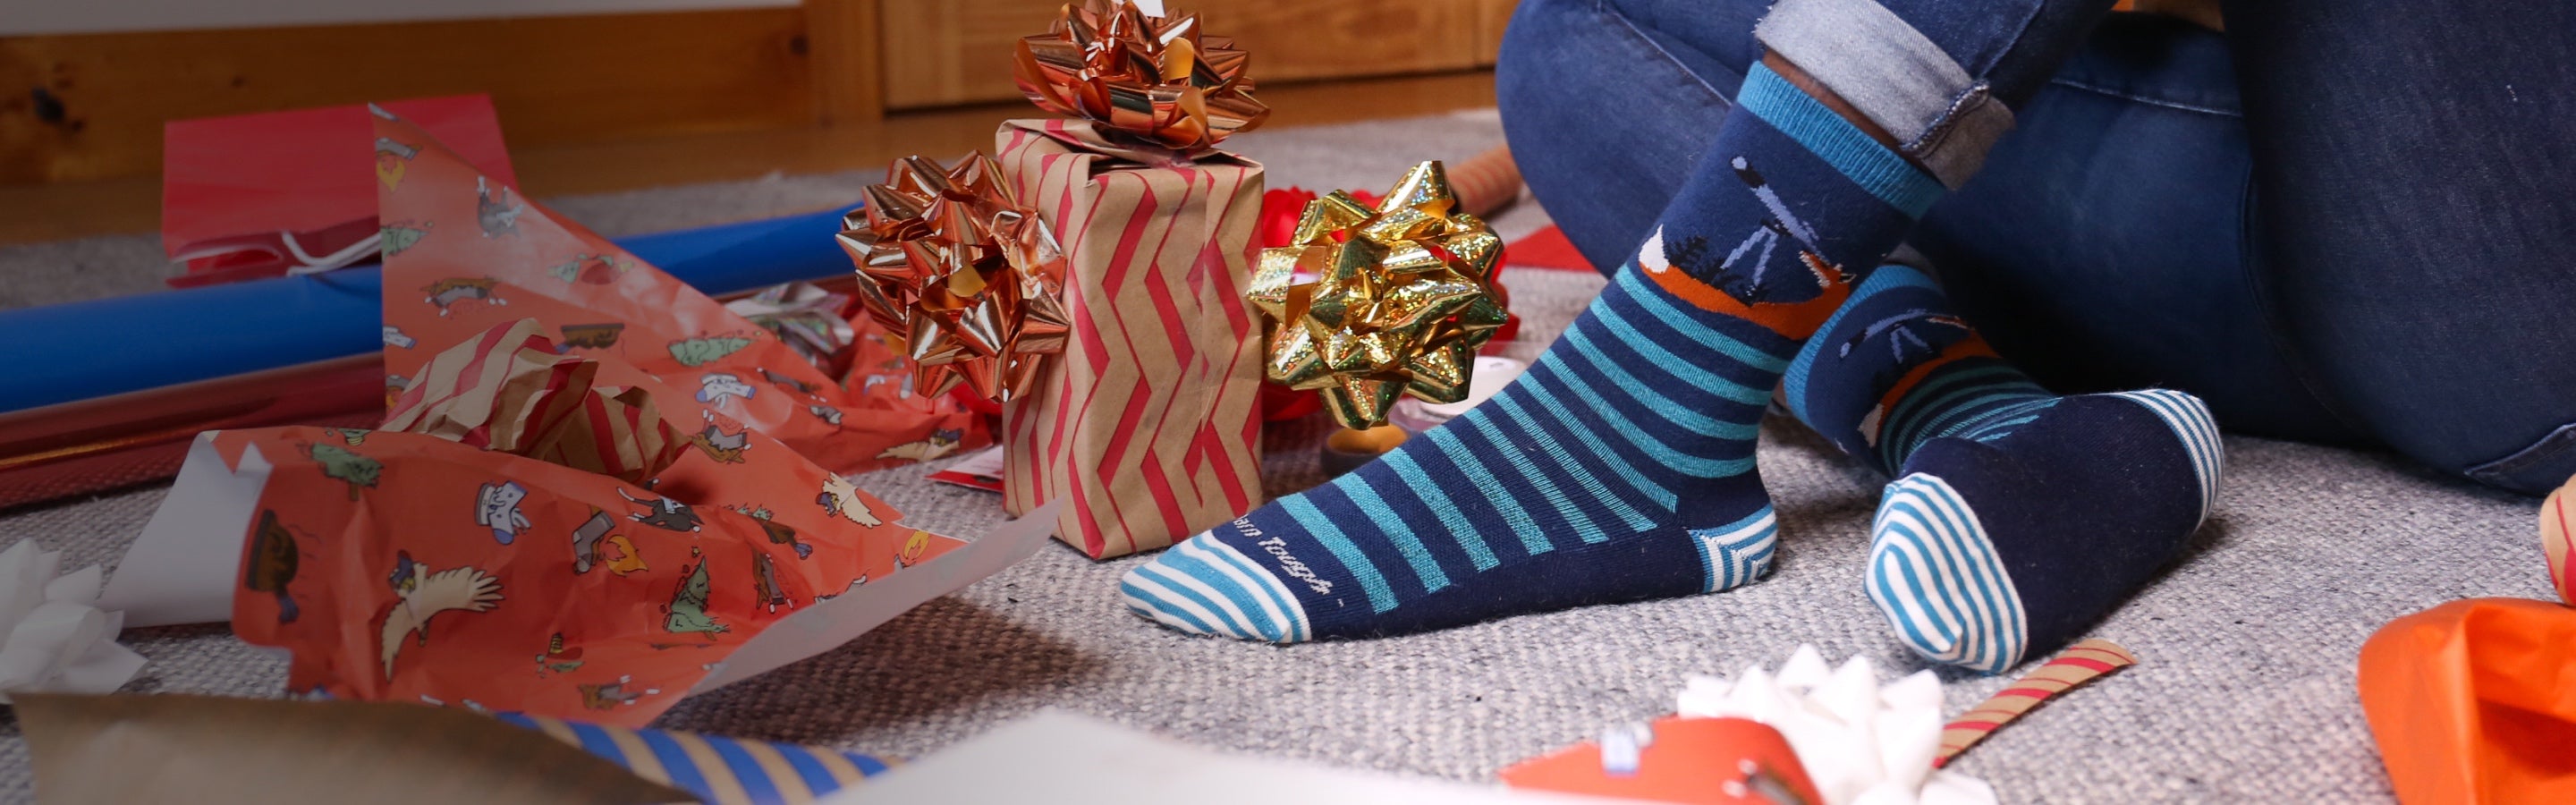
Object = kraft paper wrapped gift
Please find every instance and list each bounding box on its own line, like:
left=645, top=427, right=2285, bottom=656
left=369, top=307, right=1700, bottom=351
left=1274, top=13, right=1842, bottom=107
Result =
left=992, top=118, right=1267, bottom=559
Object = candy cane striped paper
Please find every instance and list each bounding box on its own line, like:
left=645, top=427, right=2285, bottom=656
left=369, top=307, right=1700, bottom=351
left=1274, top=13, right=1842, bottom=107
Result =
left=993, top=119, right=1267, bottom=559
left=2545, top=479, right=2576, bottom=605
left=1935, top=639, right=2138, bottom=767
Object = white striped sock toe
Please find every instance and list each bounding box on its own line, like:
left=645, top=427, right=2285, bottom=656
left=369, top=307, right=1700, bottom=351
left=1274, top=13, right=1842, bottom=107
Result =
left=1868, top=473, right=2029, bottom=674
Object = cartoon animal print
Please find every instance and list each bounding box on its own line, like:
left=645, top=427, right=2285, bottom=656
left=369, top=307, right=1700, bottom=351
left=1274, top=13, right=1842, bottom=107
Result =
left=382, top=325, right=416, bottom=349
left=572, top=509, right=651, bottom=577
left=762, top=369, right=822, bottom=396
left=579, top=675, right=660, bottom=709
left=475, top=481, right=533, bottom=544
left=809, top=404, right=843, bottom=426
left=696, top=373, right=756, bottom=405
left=817, top=474, right=884, bottom=528
left=475, top=176, right=526, bottom=238
left=668, top=336, right=754, bottom=369
left=548, top=253, right=626, bottom=285
left=380, top=222, right=431, bottom=258
left=374, top=137, right=417, bottom=191
left=422, top=277, right=505, bottom=318
left=898, top=530, right=934, bottom=568
left=877, top=428, right=965, bottom=462
left=617, top=487, right=704, bottom=532
left=385, top=374, right=411, bottom=408
left=570, top=511, right=614, bottom=573
left=557, top=323, right=626, bottom=351
left=534, top=631, right=585, bottom=676
left=1647, top=157, right=1853, bottom=306
left=663, top=555, right=728, bottom=635
left=754, top=517, right=813, bottom=560
left=244, top=510, right=301, bottom=623
left=308, top=442, right=382, bottom=500
left=860, top=374, right=914, bottom=398
left=379, top=550, right=504, bottom=680
left=753, top=553, right=790, bottom=614
left=689, top=422, right=750, bottom=463
left=334, top=428, right=370, bottom=446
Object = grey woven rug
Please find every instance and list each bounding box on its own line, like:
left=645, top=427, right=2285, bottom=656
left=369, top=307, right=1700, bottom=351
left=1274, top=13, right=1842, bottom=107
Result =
left=0, top=111, right=2550, bottom=803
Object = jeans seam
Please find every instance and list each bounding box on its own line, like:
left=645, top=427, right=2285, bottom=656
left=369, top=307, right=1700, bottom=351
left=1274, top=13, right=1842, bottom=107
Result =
left=2233, top=162, right=2375, bottom=444
left=2046, top=78, right=2244, bottom=118
left=2464, top=422, right=2576, bottom=481
left=1592, top=0, right=1733, bottom=107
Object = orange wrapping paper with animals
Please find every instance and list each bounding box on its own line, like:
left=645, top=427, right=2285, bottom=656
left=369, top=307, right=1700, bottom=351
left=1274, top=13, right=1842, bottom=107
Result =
left=373, top=106, right=984, bottom=475
left=992, top=119, right=1267, bottom=558
left=231, top=320, right=957, bottom=727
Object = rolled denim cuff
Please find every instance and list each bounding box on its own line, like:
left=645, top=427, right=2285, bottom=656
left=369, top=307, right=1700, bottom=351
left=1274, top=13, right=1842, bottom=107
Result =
left=1753, top=0, right=2016, bottom=188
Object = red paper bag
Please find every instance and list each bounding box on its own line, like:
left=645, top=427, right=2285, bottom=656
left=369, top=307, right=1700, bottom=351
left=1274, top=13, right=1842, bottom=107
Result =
left=163, top=95, right=515, bottom=287
left=993, top=119, right=1266, bottom=559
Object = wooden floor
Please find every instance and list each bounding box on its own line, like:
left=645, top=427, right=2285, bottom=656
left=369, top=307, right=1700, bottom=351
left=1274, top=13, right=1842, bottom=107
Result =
left=0, top=70, right=1496, bottom=248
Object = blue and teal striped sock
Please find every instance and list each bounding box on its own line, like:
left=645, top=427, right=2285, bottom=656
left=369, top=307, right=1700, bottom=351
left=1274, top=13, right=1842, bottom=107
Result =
left=1782, top=264, right=2224, bottom=672
left=1122, top=63, right=1944, bottom=641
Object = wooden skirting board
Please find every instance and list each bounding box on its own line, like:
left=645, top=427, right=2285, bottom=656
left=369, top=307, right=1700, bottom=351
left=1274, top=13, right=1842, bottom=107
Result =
left=0, top=0, right=1518, bottom=188
left=0, top=2, right=875, bottom=185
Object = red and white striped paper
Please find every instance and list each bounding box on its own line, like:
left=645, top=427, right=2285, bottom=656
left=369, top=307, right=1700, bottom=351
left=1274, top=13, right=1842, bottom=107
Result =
left=993, top=119, right=1267, bottom=559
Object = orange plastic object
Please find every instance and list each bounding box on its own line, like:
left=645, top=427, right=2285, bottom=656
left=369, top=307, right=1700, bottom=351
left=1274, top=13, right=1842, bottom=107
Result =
left=1500, top=716, right=1824, bottom=805
left=2357, top=597, right=2576, bottom=804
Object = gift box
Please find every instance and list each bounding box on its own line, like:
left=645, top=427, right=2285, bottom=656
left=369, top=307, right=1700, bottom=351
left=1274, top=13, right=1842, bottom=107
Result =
left=991, top=118, right=1267, bottom=558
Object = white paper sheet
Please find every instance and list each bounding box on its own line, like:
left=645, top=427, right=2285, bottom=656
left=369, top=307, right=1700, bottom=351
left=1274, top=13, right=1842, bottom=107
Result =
left=828, top=710, right=1634, bottom=805
left=689, top=500, right=1062, bottom=692
left=97, top=434, right=274, bottom=628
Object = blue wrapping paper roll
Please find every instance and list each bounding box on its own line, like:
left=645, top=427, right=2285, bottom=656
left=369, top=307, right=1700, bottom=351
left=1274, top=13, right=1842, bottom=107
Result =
left=495, top=712, right=894, bottom=805
left=0, top=205, right=856, bottom=413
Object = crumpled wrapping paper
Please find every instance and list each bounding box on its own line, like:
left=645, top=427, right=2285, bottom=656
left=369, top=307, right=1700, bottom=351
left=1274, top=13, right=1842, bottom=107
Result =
left=373, top=106, right=983, bottom=475
left=1675, top=646, right=1996, bottom=805
left=2359, top=597, right=2576, bottom=805
left=227, top=318, right=958, bottom=726
left=0, top=542, right=147, bottom=704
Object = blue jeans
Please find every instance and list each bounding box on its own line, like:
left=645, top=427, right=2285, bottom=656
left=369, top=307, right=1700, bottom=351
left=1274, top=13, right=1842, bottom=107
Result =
left=1497, top=0, right=2576, bottom=494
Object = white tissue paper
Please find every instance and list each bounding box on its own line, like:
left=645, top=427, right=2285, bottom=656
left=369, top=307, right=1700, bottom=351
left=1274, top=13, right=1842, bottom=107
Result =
left=1675, top=645, right=1996, bottom=805
left=0, top=540, right=148, bottom=704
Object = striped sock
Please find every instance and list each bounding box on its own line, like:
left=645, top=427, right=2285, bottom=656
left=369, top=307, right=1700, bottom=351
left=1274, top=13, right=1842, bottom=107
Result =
left=1783, top=264, right=2223, bottom=672
left=1123, top=63, right=1942, bottom=641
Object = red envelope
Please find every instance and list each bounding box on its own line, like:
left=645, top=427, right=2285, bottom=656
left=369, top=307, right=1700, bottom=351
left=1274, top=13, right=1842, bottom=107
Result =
left=162, top=95, right=516, bottom=287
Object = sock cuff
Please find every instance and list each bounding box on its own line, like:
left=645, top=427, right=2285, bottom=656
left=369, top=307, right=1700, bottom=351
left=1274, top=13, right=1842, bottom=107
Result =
left=1783, top=262, right=1942, bottom=426
left=1736, top=63, right=1946, bottom=218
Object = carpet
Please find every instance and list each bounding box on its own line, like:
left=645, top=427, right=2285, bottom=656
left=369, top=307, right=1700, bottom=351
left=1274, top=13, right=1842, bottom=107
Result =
left=0, top=110, right=2551, bottom=803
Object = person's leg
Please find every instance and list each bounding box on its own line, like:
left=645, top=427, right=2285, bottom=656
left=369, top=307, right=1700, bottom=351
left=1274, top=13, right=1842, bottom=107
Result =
left=1495, top=0, right=1763, bottom=273
left=1908, top=13, right=2364, bottom=445
left=1782, top=262, right=2220, bottom=671
left=2220, top=0, right=2576, bottom=495
left=1123, top=0, right=2114, bottom=641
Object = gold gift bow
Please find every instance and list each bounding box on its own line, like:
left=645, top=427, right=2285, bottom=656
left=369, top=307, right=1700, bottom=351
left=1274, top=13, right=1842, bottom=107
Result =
left=1013, top=0, right=1270, bottom=153
left=1250, top=161, right=1507, bottom=429
left=837, top=154, right=1072, bottom=403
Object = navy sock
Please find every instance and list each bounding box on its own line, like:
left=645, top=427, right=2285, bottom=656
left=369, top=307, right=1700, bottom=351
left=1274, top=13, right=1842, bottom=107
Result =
left=1121, top=64, right=1943, bottom=641
left=1783, top=264, right=2223, bottom=671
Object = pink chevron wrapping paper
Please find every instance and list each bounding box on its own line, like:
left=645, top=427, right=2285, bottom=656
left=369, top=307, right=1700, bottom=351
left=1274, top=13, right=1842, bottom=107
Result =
left=992, top=119, right=1267, bottom=559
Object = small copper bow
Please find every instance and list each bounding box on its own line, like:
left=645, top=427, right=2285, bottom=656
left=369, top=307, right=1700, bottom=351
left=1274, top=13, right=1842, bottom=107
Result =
left=1249, top=162, right=1507, bottom=428
left=1013, top=0, right=1269, bottom=152
left=837, top=155, right=1071, bottom=403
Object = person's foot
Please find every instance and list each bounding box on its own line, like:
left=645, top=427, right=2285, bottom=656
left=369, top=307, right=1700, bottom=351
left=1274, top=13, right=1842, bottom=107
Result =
left=1122, top=62, right=1952, bottom=641
left=1121, top=266, right=1787, bottom=640
left=1867, top=389, right=2220, bottom=672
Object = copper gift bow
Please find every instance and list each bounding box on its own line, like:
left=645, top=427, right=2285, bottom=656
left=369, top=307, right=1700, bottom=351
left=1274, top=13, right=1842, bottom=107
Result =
left=836, top=155, right=1071, bottom=403
left=1013, top=0, right=1270, bottom=152
left=1250, top=161, right=1507, bottom=429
